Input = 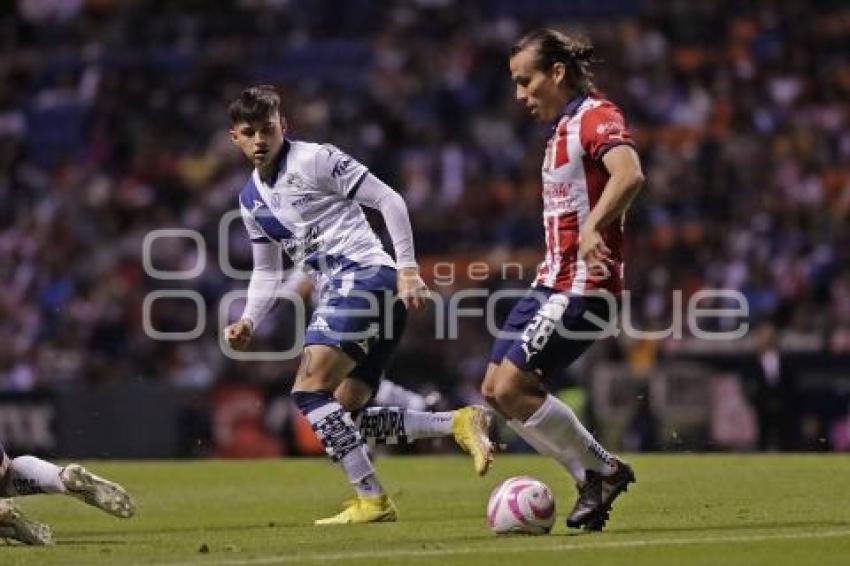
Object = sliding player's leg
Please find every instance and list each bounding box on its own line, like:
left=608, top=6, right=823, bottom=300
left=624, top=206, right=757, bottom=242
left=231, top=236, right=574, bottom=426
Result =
left=0, top=498, right=53, bottom=546
left=0, top=445, right=52, bottom=545
left=0, top=444, right=134, bottom=519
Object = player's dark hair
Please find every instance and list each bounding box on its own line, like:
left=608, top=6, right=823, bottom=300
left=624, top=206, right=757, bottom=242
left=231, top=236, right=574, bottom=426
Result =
left=229, top=85, right=282, bottom=125
left=511, top=29, right=598, bottom=95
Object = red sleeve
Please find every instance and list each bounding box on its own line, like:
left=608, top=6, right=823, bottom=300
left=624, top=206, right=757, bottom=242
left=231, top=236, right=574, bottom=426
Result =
left=579, top=102, right=635, bottom=161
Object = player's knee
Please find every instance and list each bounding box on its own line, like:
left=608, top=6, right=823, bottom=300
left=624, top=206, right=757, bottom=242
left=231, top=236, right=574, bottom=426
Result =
left=334, top=389, right=364, bottom=412
left=480, top=363, right=501, bottom=408
left=334, top=379, right=372, bottom=412
left=292, top=362, right=337, bottom=392
left=480, top=373, right=500, bottom=406
left=487, top=368, right=523, bottom=409
left=293, top=346, right=348, bottom=392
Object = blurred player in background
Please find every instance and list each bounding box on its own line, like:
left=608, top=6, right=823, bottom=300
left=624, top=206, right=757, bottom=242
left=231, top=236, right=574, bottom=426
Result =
left=481, top=29, right=644, bottom=531
left=0, top=442, right=135, bottom=545
left=223, top=86, right=492, bottom=525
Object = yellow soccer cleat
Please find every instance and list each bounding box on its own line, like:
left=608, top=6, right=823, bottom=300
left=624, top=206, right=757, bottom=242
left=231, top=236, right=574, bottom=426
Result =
left=452, top=405, right=494, bottom=476
left=314, top=495, right=397, bottom=526
left=0, top=499, right=54, bottom=546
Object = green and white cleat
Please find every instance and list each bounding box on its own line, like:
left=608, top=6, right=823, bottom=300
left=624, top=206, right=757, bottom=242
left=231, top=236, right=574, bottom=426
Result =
left=0, top=499, right=54, bottom=545
left=60, top=464, right=136, bottom=518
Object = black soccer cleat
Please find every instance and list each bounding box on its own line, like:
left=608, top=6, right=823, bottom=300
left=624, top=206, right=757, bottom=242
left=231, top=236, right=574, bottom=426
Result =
left=566, top=458, right=635, bottom=531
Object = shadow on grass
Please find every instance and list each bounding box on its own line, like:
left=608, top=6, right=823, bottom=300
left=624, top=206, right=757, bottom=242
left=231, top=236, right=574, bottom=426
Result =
left=553, top=519, right=850, bottom=538
left=55, top=540, right=132, bottom=546
left=57, top=521, right=281, bottom=541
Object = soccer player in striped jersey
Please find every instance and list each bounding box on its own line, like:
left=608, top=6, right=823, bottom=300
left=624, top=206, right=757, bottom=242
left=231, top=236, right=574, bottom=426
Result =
left=223, top=86, right=492, bottom=525
left=0, top=442, right=135, bottom=545
left=481, top=29, right=644, bottom=531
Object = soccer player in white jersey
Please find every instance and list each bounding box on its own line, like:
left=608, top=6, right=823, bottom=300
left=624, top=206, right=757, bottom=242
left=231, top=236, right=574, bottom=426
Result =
left=480, top=30, right=645, bottom=531
left=0, top=442, right=135, bottom=545
left=222, top=86, right=492, bottom=525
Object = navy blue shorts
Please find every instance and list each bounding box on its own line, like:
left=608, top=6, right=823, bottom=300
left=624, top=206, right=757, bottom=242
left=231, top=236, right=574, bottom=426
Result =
left=489, top=287, right=614, bottom=377
left=304, top=265, right=407, bottom=391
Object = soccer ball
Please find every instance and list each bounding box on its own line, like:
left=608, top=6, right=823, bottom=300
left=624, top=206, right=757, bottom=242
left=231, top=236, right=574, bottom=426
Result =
left=487, top=476, right=556, bottom=535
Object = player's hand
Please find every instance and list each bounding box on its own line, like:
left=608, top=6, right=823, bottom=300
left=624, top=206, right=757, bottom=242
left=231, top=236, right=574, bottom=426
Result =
left=579, top=227, right=612, bottom=268
left=398, top=266, right=430, bottom=310
left=224, top=318, right=253, bottom=351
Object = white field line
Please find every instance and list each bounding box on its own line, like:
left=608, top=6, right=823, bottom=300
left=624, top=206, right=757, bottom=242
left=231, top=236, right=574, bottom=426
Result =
left=157, top=527, right=850, bottom=565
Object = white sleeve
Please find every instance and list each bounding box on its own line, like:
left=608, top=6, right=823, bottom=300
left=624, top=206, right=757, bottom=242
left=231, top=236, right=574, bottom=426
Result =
left=350, top=173, right=418, bottom=269
left=315, top=144, right=370, bottom=198
left=241, top=241, right=282, bottom=327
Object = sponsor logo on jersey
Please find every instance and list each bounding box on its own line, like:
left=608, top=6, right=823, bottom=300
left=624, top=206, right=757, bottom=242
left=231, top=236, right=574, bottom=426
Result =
left=542, top=182, right=579, bottom=212
left=290, top=194, right=315, bottom=209
left=284, top=172, right=311, bottom=191
left=331, top=157, right=352, bottom=177
left=281, top=226, right=322, bottom=262
left=596, top=120, right=625, bottom=139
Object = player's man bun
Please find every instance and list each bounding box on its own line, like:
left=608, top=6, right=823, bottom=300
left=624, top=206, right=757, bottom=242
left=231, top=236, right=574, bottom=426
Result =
left=511, top=29, right=598, bottom=95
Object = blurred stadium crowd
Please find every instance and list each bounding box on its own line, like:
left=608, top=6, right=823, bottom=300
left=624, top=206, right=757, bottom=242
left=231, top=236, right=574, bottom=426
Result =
left=1, top=0, right=848, bottom=431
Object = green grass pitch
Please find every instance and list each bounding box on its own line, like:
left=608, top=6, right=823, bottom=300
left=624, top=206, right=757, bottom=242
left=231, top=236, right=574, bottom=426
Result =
left=3, top=454, right=850, bottom=565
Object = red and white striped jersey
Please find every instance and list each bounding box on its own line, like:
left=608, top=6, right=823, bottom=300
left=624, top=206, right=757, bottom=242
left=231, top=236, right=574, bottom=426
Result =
left=533, top=95, right=635, bottom=296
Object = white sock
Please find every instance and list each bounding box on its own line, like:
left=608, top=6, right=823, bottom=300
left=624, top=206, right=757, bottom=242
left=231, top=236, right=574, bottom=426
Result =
left=507, top=419, right=587, bottom=482
left=3, top=456, right=67, bottom=496
left=375, top=380, right=427, bottom=411
left=404, top=410, right=453, bottom=440
left=523, top=394, right=617, bottom=478
left=293, top=391, right=384, bottom=498
left=353, top=474, right=385, bottom=498
left=357, top=407, right=453, bottom=444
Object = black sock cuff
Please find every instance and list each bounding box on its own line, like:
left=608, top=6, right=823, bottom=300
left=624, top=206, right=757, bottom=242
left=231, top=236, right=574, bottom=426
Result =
left=291, top=390, right=334, bottom=413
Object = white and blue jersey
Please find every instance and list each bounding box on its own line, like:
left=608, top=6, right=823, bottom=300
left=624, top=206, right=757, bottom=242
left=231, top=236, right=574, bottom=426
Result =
left=238, top=139, right=414, bottom=383
left=239, top=139, right=396, bottom=276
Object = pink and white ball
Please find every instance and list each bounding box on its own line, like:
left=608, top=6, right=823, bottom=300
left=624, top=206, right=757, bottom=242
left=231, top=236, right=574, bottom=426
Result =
left=487, top=476, right=556, bottom=535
